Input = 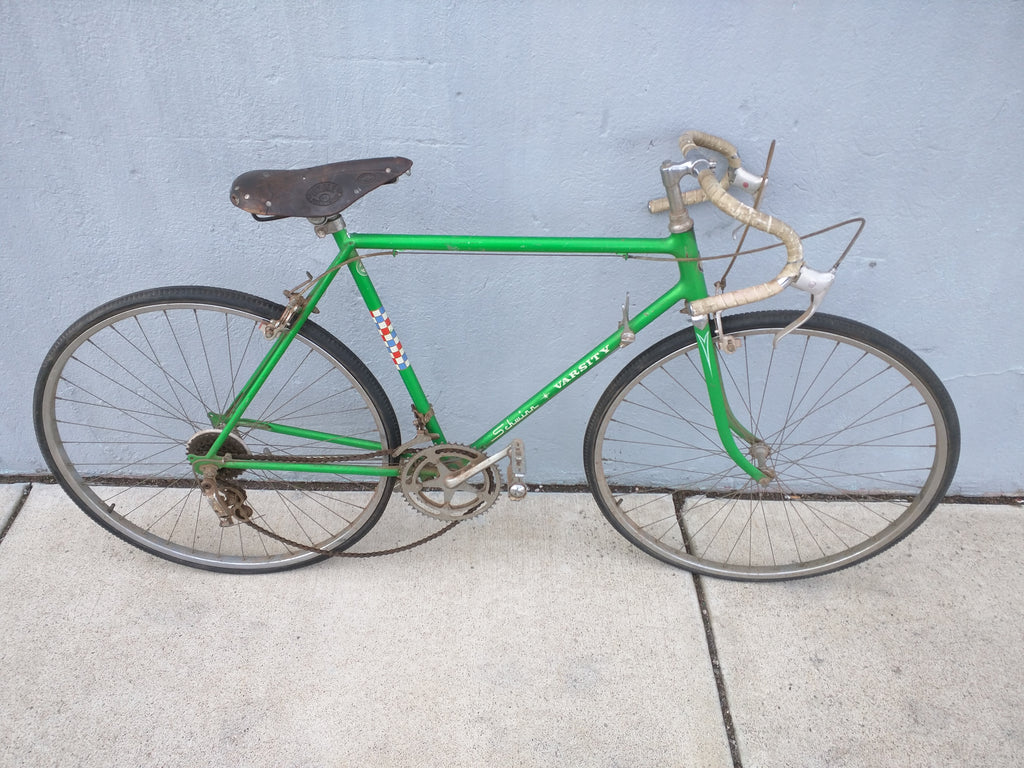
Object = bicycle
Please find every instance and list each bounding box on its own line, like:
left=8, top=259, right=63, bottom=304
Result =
left=33, top=131, right=960, bottom=580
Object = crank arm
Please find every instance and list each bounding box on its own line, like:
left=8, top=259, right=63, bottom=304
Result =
left=443, top=440, right=523, bottom=489
left=773, top=264, right=836, bottom=345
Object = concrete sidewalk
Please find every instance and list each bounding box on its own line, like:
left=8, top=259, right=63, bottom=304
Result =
left=1, top=484, right=1021, bottom=766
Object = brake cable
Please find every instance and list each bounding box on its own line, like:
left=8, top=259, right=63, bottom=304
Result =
left=716, top=139, right=776, bottom=294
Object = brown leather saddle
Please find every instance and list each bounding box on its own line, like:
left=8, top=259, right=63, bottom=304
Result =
left=230, top=157, right=412, bottom=219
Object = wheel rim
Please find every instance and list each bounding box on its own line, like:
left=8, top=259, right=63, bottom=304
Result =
left=39, top=298, right=393, bottom=571
left=591, top=321, right=953, bottom=579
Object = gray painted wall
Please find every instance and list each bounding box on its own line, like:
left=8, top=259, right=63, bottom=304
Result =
left=2, top=1, right=1021, bottom=493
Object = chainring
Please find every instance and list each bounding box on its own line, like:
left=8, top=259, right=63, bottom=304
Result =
left=399, top=444, right=501, bottom=521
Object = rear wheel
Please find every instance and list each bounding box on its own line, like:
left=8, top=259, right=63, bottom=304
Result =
left=34, top=286, right=400, bottom=573
left=584, top=311, right=960, bottom=581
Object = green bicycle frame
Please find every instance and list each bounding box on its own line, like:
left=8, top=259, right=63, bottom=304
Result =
left=193, top=228, right=766, bottom=483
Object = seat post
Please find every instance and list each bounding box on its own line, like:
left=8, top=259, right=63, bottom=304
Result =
left=308, top=213, right=345, bottom=238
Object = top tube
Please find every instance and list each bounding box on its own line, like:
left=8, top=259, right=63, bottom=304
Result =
left=346, top=231, right=693, bottom=258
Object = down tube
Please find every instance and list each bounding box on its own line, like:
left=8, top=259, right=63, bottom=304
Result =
left=471, top=279, right=697, bottom=452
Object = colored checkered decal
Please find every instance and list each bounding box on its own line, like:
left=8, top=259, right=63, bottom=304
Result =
left=370, top=307, right=410, bottom=370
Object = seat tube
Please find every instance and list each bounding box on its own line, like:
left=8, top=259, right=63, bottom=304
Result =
left=335, top=234, right=446, bottom=443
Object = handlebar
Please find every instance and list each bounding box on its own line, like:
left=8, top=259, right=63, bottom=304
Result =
left=650, top=131, right=804, bottom=318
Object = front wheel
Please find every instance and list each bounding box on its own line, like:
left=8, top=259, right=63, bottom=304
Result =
left=34, top=286, right=401, bottom=573
left=584, top=311, right=960, bottom=581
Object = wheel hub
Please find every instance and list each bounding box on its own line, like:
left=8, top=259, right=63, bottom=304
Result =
left=187, top=429, right=250, bottom=478
left=749, top=440, right=776, bottom=483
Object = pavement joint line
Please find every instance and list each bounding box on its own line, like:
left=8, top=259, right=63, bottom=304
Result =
left=0, top=478, right=1018, bottom=505
left=0, top=483, right=33, bottom=548
left=692, top=571, right=743, bottom=768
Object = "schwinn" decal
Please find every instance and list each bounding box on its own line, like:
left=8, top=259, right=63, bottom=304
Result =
left=489, top=344, right=613, bottom=438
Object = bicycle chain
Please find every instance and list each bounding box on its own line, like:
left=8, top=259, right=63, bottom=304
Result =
left=231, top=434, right=462, bottom=558
left=241, top=515, right=460, bottom=559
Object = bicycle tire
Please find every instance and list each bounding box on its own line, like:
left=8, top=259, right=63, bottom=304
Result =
left=34, top=286, right=401, bottom=573
left=584, top=310, right=960, bottom=581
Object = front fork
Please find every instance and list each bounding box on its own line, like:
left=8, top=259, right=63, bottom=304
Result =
left=692, top=318, right=772, bottom=485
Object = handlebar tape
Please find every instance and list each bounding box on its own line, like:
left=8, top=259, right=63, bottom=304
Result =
left=686, top=167, right=804, bottom=316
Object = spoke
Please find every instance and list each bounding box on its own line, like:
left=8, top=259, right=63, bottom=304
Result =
left=601, top=455, right=732, bottom=485
left=55, top=393, right=189, bottom=426
left=634, top=377, right=706, bottom=425
left=270, top=393, right=368, bottom=425
left=780, top=334, right=811, bottom=443
left=65, top=354, right=194, bottom=432
left=255, top=348, right=324, bottom=423
left=157, top=489, right=198, bottom=543
left=130, top=315, right=197, bottom=426
left=163, top=309, right=214, bottom=419
left=256, top=472, right=366, bottom=521
left=782, top=404, right=931, bottom=466
left=57, top=416, right=181, bottom=444
left=777, top=356, right=889, bottom=445
left=753, top=335, right=775, bottom=436
left=604, top=418, right=719, bottom=452
left=101, top=326, right=203, bottom=424
left=226, top=313, right=260, bottom=403
left=775, top=459, right=930, bottom=491
left=659, top=362, right=716, bottom=420
left=777, top=339, right=845, bottom=440
left=272, top=372, right=356, bottom=423
left=194, top=308, right=225, bottom=413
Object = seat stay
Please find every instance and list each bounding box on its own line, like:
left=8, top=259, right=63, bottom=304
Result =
left=207, top=415, right=385, bottom=453
left=201, top=240, right=358, bottom=461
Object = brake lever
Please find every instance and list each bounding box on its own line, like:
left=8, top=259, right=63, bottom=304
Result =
left=773, top=265, right=836, bottom=346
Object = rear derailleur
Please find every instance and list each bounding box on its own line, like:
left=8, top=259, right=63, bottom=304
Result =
left=199, top=466, right=254, bottom=527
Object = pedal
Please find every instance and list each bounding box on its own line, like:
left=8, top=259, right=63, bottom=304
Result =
left=506, top=438, right=528, bottom=500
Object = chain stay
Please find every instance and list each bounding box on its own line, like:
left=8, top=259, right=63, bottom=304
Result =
left=208, top=403, right=453, bottom=557
left=206, top=404, right=441, bottom=467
